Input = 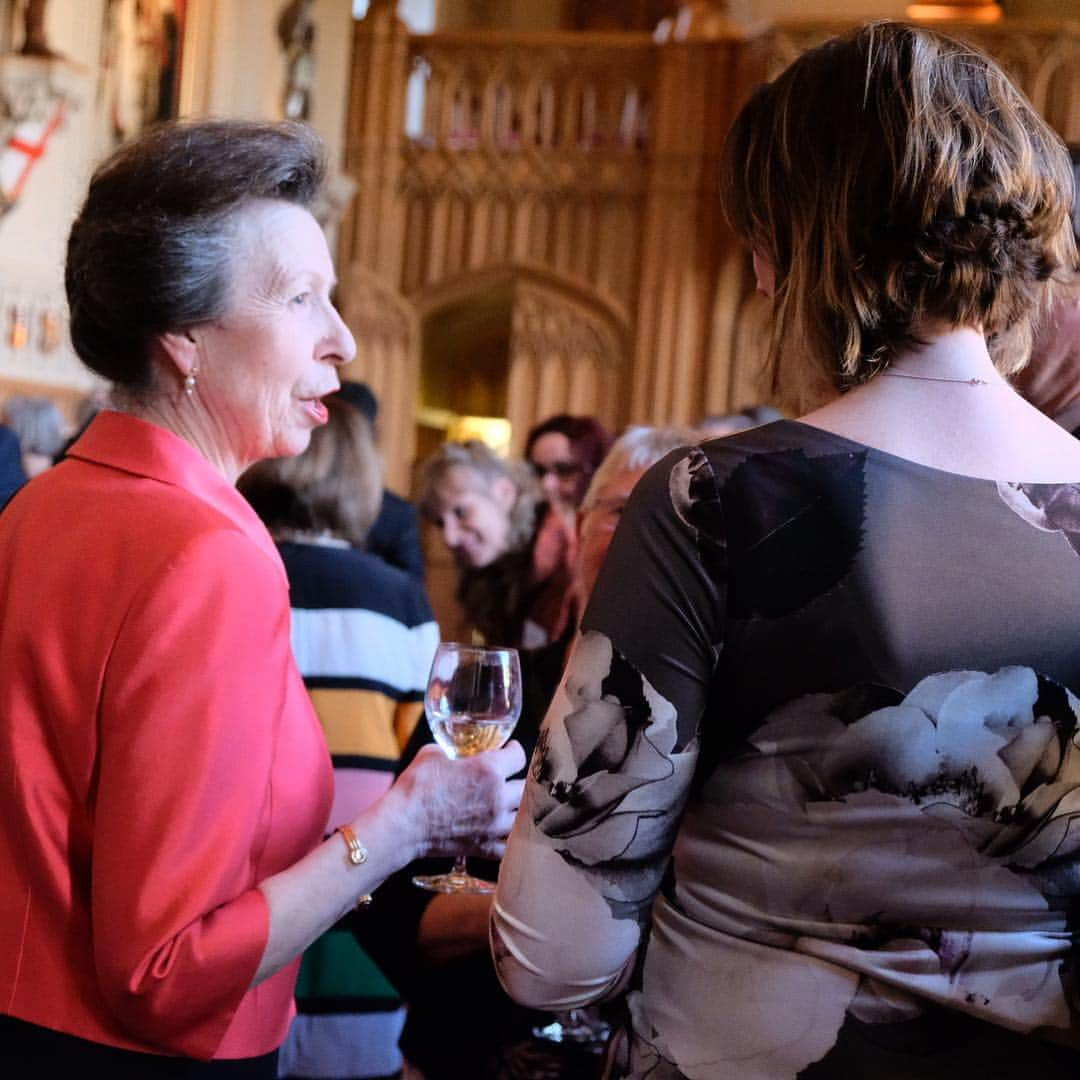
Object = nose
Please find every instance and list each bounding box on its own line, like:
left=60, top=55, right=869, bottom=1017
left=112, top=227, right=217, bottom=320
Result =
left=539, top=471, right=561, bottom=502
left=322, top=301, right=357, bottom=366
left=440, top=515, right=462, bottom=549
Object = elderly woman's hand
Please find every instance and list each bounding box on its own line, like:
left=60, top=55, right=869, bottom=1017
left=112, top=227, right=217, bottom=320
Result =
left=388, top=740, right=526, bottom=863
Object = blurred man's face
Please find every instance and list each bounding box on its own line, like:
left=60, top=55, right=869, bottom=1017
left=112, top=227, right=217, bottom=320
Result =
left=576, top=465, right=649, bottom=608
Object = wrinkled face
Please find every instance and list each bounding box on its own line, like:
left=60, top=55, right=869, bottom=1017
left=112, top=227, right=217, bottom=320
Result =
left=577, top=465, right=649, bottom=607
left=428, top=465, right=516, bottom=569
left=529, top=431, right=585, bottom=511
left=188, top=201, right=355, bottom=474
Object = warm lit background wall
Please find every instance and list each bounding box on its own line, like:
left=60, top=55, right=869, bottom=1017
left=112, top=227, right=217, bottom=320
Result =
left=0, top=0, right=354, bottom=420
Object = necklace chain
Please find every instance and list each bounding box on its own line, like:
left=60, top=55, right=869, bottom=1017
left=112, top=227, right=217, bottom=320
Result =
left=881, top=371, right=990, bottom=387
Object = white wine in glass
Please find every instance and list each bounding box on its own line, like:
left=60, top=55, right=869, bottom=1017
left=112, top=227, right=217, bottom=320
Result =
left=412, top=643, right=522, bottom=894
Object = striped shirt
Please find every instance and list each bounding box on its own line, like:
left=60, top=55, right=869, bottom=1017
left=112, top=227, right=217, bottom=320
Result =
left=276, top=538, right=439, bottom=1080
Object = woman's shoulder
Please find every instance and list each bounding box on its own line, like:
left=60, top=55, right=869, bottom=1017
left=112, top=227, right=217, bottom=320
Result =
left=627, top=420, right=833, bottom=509
left=280, top=540, right=434, bottom=625
left=615, top=420, right=879, bottom=569
left=10, top=454, right=272, bottom=563
left=695, top=418, right=851, bottom=473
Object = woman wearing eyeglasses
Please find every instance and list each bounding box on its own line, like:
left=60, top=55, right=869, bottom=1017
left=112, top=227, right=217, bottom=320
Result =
left=525, top=415, right=613, bottom=524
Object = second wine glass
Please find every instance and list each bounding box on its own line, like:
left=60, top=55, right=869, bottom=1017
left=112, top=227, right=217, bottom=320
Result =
left=412, top=642, right=522, bottom=894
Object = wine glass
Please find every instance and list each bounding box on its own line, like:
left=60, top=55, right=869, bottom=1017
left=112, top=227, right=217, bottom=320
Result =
left=412, top=642, right=522, bottom=894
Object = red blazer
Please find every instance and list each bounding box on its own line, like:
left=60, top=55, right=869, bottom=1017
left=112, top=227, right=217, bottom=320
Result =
left=0, top=412, right=333, bottom=1060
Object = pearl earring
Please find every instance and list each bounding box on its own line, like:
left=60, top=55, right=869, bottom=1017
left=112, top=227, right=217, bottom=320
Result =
left=183, top=368, right=197, bottom=397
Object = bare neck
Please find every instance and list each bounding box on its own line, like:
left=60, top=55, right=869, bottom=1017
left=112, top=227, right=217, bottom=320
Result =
left=798, top=328, right=1080, bottom=483
left=118, top=388, right=245, bottom=486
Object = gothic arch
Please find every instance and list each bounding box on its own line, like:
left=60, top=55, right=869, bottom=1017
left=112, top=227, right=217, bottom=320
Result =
left=412, top=264, right=630, bottom=454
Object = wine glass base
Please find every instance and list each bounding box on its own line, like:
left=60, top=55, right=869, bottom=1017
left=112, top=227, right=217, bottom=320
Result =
left=411, top=870, right=497, bottom=894
left=531, top=1014, right=611, bottom=1048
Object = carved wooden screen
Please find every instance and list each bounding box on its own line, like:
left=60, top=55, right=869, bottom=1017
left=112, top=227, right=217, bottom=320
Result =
left=506, top=276, right=626, bottom=451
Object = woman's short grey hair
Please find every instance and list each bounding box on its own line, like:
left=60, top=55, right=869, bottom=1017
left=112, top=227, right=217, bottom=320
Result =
left=418, top=440, right=539, bottom=552
left=66, top=119, right=326, bottom=393
left=580, top=425, right=698, bottom=514
left=2, top=396, right=65, bottom=458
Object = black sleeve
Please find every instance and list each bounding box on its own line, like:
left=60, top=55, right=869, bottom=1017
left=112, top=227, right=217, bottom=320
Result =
left=366, top=490, right=426, bottom=581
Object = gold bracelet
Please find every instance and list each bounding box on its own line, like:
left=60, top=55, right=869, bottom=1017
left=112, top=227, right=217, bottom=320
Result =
left=335, top=825, right=373, bottom=908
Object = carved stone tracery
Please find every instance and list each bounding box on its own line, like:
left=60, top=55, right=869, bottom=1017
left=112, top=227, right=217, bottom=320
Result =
left=511, top=286, right=620, bottom=373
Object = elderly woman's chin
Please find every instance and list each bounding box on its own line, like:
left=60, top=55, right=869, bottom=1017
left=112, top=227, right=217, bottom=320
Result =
left=452, top=542, right=499, bottom=571
left=242, top=399, right=332, bottom=463
left=274, top=429, right=316, bottom=460
left=281, top=400, right=331, bottom=453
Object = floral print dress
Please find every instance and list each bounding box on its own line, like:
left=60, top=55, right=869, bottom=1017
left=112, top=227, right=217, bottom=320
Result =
left=492, top=420, right=1080, bottom=1079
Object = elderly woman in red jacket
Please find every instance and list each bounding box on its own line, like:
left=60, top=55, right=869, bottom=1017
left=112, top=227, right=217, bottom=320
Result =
left=0, top=119, right=523, bottom=1077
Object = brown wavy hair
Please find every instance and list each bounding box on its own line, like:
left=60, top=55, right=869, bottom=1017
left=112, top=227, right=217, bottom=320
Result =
left=721, top=21, right=1078, bottom=412
left=238, top=397, right=383, bottom=547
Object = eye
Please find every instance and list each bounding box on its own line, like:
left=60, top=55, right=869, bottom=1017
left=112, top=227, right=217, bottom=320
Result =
left=290, top=292, right=310, bottom=306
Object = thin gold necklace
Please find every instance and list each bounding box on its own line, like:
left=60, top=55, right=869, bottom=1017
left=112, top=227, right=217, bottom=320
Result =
left=881, top=371, right=990, bottom=386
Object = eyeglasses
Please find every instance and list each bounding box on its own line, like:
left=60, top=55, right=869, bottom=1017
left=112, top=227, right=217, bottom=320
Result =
left=531, top=461, right=582, bottom=480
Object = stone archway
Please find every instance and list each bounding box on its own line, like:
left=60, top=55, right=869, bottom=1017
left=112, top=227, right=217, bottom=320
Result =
left=413, top=264, right=630, bottom=458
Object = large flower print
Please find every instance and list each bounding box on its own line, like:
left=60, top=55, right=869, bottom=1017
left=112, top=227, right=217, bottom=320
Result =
left=649, top=666, right=1080, bottom=1079
left=530, top=630, right=698, bottom=914
left=819, top=668, right=1074, bottom=812
left=998, top=481, right=1080, bottom=556
left=669, top=444, right=869, bottom=620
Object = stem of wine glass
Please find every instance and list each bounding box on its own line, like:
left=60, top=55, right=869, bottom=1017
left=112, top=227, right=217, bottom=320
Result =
left=450, top=854, right=469, bottom=879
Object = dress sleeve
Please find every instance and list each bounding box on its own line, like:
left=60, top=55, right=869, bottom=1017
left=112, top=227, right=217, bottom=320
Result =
left=91, top=529, right=296, bottom=1058
left=492, top=447, right=725, bottom=1010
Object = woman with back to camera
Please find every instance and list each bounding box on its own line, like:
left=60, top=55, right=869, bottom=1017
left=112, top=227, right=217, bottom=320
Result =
left=0, top=119, right=523, bottom=1077
left=240, top=394, right=438, bottom=820
left=493, top=21, right=1080, bottom=1079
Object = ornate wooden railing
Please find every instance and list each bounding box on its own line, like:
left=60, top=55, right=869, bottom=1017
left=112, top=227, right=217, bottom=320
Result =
left=395, top=31, right=658, bottom=305
left=405, top=31, right=655, bottom=156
